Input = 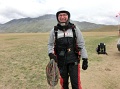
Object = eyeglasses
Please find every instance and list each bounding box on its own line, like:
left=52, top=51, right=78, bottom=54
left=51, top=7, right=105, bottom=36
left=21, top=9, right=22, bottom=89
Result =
left=58, top=13, right=68, bottom=17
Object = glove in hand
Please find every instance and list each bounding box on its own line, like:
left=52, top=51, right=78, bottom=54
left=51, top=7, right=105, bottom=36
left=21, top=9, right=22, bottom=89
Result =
left=82, top=58, right=88, bottom=70
left=49, top=53, right=57, bottom=63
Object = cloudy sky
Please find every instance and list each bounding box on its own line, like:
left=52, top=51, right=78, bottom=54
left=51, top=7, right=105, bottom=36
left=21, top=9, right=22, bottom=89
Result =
left=0, top=0, right=120, bottom=25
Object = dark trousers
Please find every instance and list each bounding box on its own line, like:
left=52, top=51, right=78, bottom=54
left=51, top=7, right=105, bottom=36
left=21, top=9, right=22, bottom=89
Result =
left=59, top=63, right=82, bottom=89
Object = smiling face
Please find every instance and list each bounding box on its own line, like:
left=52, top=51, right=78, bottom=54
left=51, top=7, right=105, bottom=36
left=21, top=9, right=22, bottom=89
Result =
left=58, top=13, right=69, bottom=23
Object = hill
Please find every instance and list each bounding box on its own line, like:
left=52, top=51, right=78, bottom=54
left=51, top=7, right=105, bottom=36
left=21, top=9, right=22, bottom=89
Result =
left=87, top=25, right=118, bottom=32
left=0, top=14, right=117, bottom=33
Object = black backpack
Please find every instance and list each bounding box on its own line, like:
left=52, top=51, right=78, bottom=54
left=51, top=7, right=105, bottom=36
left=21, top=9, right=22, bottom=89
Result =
left=96, top=43, right=107, bottom=55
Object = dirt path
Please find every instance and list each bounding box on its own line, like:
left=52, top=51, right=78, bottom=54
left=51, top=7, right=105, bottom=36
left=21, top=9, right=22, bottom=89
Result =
left=81, top=38, right=120, bottom=89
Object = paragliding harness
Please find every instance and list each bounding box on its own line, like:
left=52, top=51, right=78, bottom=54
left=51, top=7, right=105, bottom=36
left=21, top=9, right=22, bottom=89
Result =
left=54, top=23, right=81, bottom=60
left=96, top=43, right=108, bottom=55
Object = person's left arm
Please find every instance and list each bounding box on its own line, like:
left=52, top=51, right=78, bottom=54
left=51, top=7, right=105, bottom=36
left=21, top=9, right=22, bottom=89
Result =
left=75, top=26, right=88, bottom=70
left=75, top=26, right=88, bottom=58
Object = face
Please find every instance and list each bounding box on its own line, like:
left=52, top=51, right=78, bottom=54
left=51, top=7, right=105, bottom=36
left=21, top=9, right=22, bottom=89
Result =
left=58, top=13, right=68, bottom=23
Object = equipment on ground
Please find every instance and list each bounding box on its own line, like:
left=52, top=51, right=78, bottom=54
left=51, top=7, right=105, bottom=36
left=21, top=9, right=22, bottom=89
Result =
left=117, top=39, right=120, bottom=51
left=96, top=43, right=108, bottom=55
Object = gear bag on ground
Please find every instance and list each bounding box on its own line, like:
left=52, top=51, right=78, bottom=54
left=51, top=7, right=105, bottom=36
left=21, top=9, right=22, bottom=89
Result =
left=117, top=38, right=120, bottom=51
left=96, top=43, right=107, bottom=55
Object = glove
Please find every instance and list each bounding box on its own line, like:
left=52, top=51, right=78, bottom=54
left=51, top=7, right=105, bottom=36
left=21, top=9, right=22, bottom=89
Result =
left=49, top=53, right=57, bottom=63
left=82, top=58, right=88, bottom=70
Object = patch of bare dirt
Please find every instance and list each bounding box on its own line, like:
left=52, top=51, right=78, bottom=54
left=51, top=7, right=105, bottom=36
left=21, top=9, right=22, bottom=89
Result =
left=81, top=38, right=120, bottom=89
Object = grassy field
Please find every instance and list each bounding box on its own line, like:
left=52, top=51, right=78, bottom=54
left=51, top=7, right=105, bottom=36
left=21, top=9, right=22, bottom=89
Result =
left=0, top=31, right=120, bottom=89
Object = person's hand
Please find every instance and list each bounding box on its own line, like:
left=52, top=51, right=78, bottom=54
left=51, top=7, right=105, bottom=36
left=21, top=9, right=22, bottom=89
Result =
left=49, top=53, right=57, bottom=63
left=82, top=58, right=88, bottom=70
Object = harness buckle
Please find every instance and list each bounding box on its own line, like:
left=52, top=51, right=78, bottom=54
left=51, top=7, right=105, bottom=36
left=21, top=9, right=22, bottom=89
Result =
left=74, top=62, right=78, bottom=65
left=67, top=48, right=71, bottom=52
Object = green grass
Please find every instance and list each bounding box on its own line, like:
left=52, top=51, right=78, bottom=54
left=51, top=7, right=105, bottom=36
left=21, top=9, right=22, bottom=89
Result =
left=0, top=33, right=49, bottom=89
left=85, top=35, right=118, bottom=62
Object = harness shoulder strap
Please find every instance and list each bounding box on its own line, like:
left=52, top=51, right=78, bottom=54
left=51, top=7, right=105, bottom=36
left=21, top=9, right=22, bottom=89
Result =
left=71, top=24, right=81, bottom=59
left=54, top=26, right=58, bottom=54
left=54, top=26, right=58, bottom=42
left=71, top=24, right=77, bottom=41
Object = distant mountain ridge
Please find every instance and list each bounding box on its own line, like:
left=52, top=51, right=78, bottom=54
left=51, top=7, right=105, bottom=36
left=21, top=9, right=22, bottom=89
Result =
left=0, top=14, right=114, bottom=33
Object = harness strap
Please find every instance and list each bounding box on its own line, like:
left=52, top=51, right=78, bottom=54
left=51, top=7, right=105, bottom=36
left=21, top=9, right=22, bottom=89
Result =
left=54, top=26, right=58, bottom=42
left=54, top=26, right=58, bottom=54
left=71, top=24, right=77, bottom=51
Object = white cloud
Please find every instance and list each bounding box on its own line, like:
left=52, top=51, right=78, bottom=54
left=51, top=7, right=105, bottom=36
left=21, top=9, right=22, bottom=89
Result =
left=0, top=0, right=120, bottom=24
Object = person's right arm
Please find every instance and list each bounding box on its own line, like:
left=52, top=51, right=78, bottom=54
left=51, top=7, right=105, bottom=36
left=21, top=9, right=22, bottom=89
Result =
left=47, top=29, right=58, bottom=62
left=48, top=28, right=55, bottom=54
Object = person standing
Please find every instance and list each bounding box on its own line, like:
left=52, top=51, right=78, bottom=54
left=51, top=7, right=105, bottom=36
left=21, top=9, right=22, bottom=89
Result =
left=48, top=10, right=88, bottom=89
